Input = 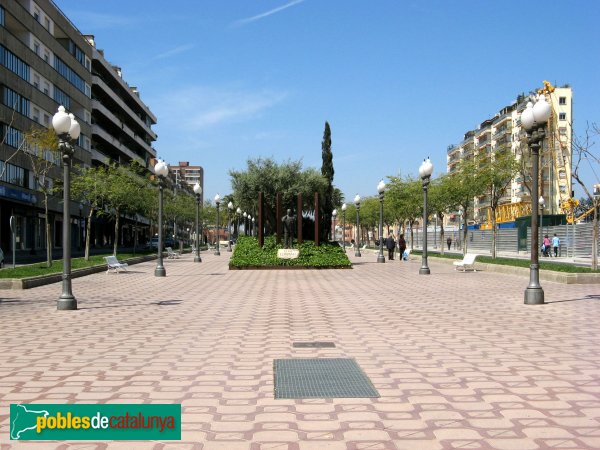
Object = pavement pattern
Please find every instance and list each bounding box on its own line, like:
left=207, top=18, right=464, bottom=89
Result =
left=0, top=251, right=599, bottom=450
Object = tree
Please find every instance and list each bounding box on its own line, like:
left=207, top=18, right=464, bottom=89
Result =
left=229, top=157, right=328, bottom=236
left=23, top=128, right=61, bottom=267
left=572, top=123, right=600, bottom=269
left=386, top=176, right=422, bottom=249
left=428, top=175, right=456, bottom=255
left=446, top=158, right=487, bottom=254
left=320, top=122, right=334, bottom=241
left=476, top=149, right=519, bottom=258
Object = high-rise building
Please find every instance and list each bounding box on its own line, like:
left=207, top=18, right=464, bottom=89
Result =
left=0, top=0, right=157, bottom=253
left=446, top=85, right=573, bottom=227
left=170, top=161, right=204, bottom=202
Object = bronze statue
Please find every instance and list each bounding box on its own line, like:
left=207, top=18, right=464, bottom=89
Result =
left=282, top=209, right=295, bottom=248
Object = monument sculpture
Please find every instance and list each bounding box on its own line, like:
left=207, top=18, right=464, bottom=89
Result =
left=282, top=209, right=295, bottom=248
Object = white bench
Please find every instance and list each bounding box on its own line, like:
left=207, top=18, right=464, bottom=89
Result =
left=453, top=253, right=477, bottom=272
left=104, top=255, right=129, bottom=274
left=166, top=247, right=180, bottom=259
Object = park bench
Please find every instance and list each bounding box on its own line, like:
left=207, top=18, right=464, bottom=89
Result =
left=166, top=247, right=180, bottom=259
left=453, top=253, right=478, bottom=272
left=104, top=255, right=129, bottom=274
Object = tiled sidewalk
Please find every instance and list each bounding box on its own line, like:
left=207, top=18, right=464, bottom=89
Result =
left=1, top=252, right=599, bottom=449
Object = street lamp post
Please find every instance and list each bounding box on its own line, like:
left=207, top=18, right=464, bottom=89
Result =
left=419, top=158, right=434, bottom=275
left=236, top=207, right=242, bottom=239
left=193, top=182, right=202, bottom=262
left=354, top=194, right=361, bottom=257
left=248, top=215, right=252, bottom=236
left=522, top=94, right=551, bottom=305
left=52, top=106, right=80, bottom=310
left=341, top=203, right=347, bottom=251
left=227, top=201, right=233, bottom=252
left=243, top=212, right=247, bottom=235
left=377, top=180, right=386, bottom=263
left=434, top=213, right=438, bottom=248
left=214, top=194, right=221, bottom=256
left=251, top=217, right=255, bottom=236
left=154, top=159, right=169, bottom=276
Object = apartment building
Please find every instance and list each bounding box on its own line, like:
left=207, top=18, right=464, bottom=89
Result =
left=170, top=161, right=204, bottom=202
left=0, top=0, right=157, bottom=254
left=446, top=85, right=573, bottom=228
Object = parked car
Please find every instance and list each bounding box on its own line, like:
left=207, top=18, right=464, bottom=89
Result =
left=148, top=237, right=175, bottom=250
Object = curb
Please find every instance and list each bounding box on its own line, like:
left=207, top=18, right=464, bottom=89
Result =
left=0, top=255, right=156, bottom=290
left=428, top=256, right=600, bottom=284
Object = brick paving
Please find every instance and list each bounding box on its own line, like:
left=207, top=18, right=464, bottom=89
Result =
left=0, top=251, right=599, bottom=449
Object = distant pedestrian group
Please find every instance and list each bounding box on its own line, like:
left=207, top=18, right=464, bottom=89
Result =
left=542, top=234, right=560, bottom=257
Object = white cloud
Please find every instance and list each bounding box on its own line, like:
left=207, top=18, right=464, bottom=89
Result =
left=152, top=44, right=195, bottom=61
left=154, top=86, right=288, bottom=131
left=231, top=0, right=305, bottom=27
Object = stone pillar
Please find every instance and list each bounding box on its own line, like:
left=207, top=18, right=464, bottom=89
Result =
left=314, top=192, right=320, bottom=246
left=276, top=192, right=282, bottom=245
left=297, top=193, right=303, bottom=245
left=258, top=191, right=264, bottom=248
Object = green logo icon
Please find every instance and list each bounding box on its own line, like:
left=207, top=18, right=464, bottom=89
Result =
left=10, top=404, right=181, bottom=440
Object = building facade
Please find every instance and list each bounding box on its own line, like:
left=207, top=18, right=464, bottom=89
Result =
left=170, top=161, right=204, bottom=203
left=0, top=0, right=157, bottom=255
left=446, top=85, right=573, bottom=228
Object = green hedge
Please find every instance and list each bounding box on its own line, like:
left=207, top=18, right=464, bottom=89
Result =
left=229, top=236, right=352, bottom=269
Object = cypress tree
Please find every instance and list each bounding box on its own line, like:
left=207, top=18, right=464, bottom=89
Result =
left=321, top=121, right=334, bottom=241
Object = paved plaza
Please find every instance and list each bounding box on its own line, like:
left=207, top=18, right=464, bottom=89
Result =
left=0, top=251, right=599, bottom=449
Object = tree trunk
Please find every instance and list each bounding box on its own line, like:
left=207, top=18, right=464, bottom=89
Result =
left=463, top=208, right=468, bottom=255
left=491, top=206, right=497, bottom=259
left=85, top=209, right=93, bottom=261
left=44, top=201, right=52, bottom=268
left=440, top=219, right=445, bottom=256
left=593, top=202, right=598, bottom=270
left=113, top=208, right=120, bottom=256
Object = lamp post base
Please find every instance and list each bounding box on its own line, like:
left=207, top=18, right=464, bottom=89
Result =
left=154, top=267, right=166, bottom=277
left=419, top=267, right=431, bottom=275
left=355, top=251, right=361, bottom=257
left=57, top=296, right=77, bottom=310
left=214, top=250, right=221, bottom=256
left=524, top=287, right=544, bottom=305
left=377, top=254, right=385, bottom=263
left=194, top=256, right=202, bottom=262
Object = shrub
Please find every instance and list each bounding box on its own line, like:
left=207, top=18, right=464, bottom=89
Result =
left=229, top=236, right=351, bottom=269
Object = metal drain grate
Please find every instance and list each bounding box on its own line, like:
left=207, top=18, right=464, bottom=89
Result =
left=293, top=342, right=336, bottom=348
left=274, top=358, right=380, bottom=399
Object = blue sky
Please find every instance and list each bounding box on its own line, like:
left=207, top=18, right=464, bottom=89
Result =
left=55, top=0, right=600, bottom=201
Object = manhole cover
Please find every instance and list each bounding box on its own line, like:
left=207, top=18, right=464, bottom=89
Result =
left=293, top=342, right=336, bottom=348
left=274, top=358, right=379, bottom=399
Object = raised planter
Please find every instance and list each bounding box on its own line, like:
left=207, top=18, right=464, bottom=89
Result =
left=429, top=256, right=600, bottom=284
left=0, top=255, right=156, bottom=290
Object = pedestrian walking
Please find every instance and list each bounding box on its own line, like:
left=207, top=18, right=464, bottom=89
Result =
left=398, top=234, right=407, bottom=261
left=543, top=235, right=551, bottom=257
left=446, top=236, right=452, bottom=250
left=552, top=233, right=560, bottom=257
left=385, top=234, right=396, bottom=260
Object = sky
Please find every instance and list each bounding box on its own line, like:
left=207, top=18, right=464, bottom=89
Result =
left=54, top=0, right=600, bottom=202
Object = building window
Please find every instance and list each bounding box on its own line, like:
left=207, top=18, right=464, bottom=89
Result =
left=43, top=49, right=50, bottom=63
left=559, top=112, right=566, bottom=121
left=33, top=9, right=40, bottom=22
left=33, top=74, right=40, bottom=89
left=33, top=107, right=40, bottom=123
left=53, top=86, right=71, bottom=109
left=559, top=97, right=567, bottom=105
left=0, top=160, right=28, bottom=188
left=2, top=87, right=30, bottom=116
left=559, top=127, right=567, bottom=136
left=43, top=114, right=49, bottom=126
left=1, top=124, right=24, bottom=149
left=43, top=81, right=49, bottom=95
left=0, top=45, right=30, bottom=81
left=33, top=41, right=40, bottom=56
left=54, top=56, right=86, bottom=94
left=44, top=17, right=50, bottom=30
left=1, top=6, right=5, bottom=27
